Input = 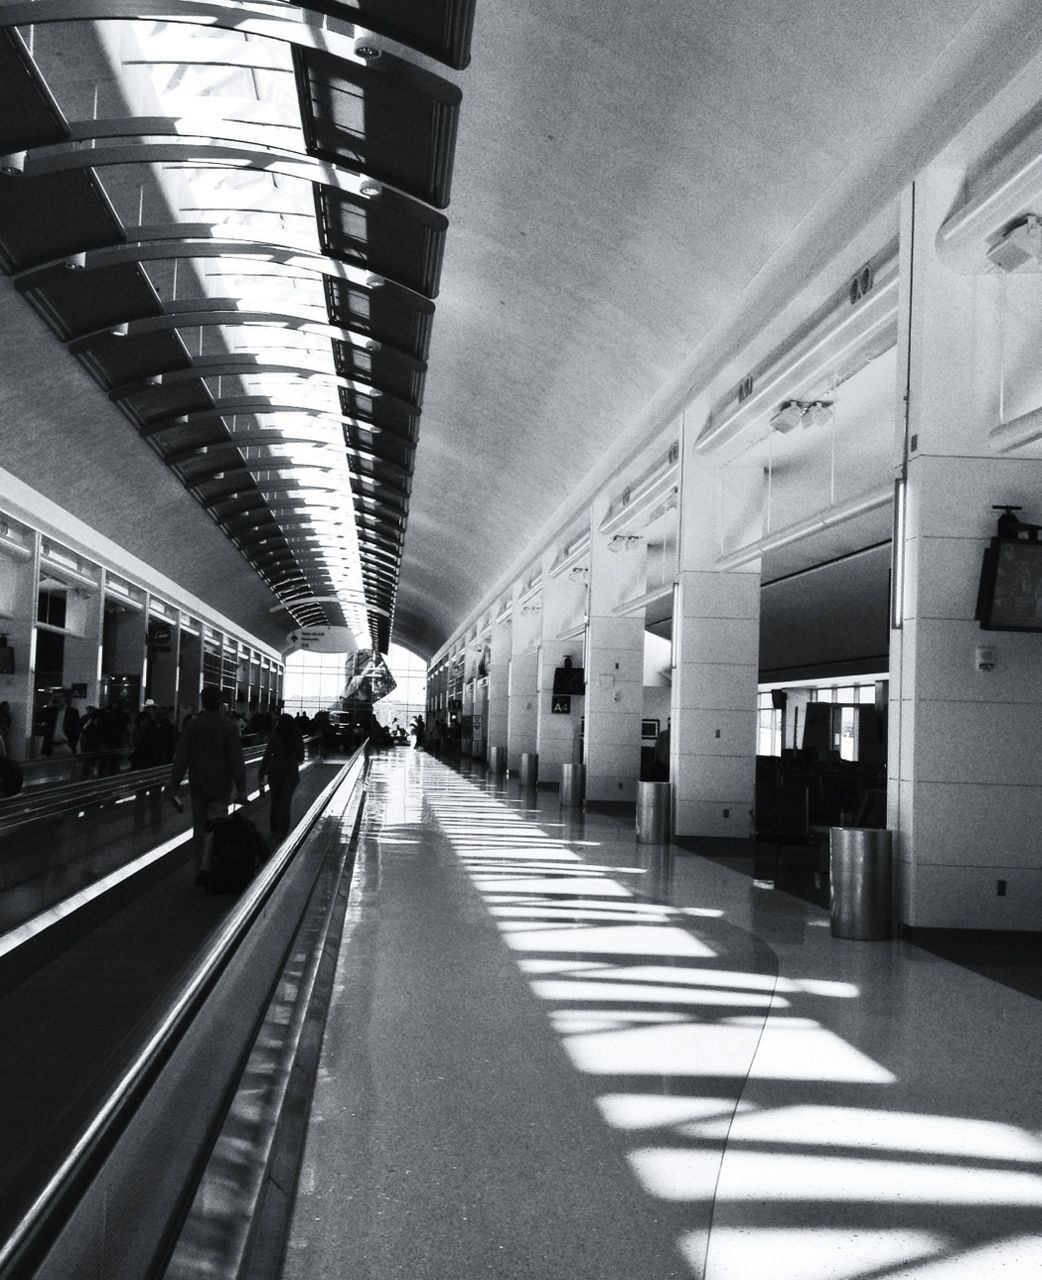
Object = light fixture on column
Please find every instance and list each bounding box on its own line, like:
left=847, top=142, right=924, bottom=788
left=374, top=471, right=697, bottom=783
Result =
left=802, top=400, right=834, bottom=430
left=608, top=534, right=644, bottom=552
left=985, top=214, right=1042, bottom=272
left=0, top=150, right=26, bottom=176
left=770, top=399, right=834, bottom=433
left=568, top=566, right=589, bottom=581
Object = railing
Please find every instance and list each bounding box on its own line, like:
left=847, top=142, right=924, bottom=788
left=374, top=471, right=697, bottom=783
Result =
left=0, top=744, right=368, bottom=1280
left=0, top=739, right=321, bottom=937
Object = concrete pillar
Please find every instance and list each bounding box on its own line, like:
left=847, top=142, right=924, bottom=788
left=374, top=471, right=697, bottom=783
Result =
left=890, top=169, right=1042, bottom=929
left=486, top=614, right=511, bottom=759
left=584, top=497, right=644, bottom=803
left=506, top=586, right=540, bottom=773
left=536, top=549, right=585, bottom=784
left=671, top=450, right=762, bottom=839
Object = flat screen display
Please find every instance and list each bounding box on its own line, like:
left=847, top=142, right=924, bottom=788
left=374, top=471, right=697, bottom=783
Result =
left=976, top=537, right=1042, bottom=631
left=552, top=666, right=585, bottom=696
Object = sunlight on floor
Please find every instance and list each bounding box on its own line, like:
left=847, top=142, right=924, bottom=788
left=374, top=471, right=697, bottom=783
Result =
left=414, top=759, right=1042, bottom=1280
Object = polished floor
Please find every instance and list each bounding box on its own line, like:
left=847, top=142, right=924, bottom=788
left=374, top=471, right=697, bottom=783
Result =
left=283, top=750, right=1042, bottom=1280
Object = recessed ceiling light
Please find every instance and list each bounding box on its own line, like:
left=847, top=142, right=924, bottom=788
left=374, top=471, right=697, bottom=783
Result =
left=359, top=181, right=382, bottom=199
left=355, top=44, right=381, bottom=60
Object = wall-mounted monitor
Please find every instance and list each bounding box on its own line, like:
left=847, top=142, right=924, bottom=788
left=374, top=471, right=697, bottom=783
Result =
left=975, top=536, right=1042, bottom=631
left=552, top=665, right=585, bottom=696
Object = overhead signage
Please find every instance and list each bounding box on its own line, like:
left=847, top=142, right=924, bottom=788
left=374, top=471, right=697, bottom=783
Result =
left=285, top=625, right=360, bottom=656
left=551, top=695, right=571, bottom=714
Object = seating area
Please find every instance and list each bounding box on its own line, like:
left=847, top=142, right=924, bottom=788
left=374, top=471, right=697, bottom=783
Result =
left=753, top=755, right=887, bottom=902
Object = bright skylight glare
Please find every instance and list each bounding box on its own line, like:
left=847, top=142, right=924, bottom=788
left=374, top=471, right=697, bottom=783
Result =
left=531, top=979, right=782, bottom=1009
left=597, top=1094, right=754, bottom=1130
left=664, top=1149, right=1042, bottom=1205
left=691, top=1106, right=1042, bottom=1161
left=692, top=1228, right=947, bottom=1280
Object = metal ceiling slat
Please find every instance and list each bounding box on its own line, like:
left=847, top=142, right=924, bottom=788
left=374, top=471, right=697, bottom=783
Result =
left=314, top=183, right=447, bottom=300
left=17, top=263, right=167, bottom=342
left=288, top=0, right=476, bottom=70
left=295, top=46, right=461, bottom=209
left=323, top=275, right=435, bottom=362
left=333, top=339, right=427, bottom=406
left=0, top=5, right=475, bottom=652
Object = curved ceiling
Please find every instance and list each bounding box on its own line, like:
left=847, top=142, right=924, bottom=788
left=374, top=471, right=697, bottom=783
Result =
left=2, top=0, right=1042, bottom=659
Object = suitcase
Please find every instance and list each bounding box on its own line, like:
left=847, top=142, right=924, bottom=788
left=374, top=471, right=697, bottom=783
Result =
left=0, top=758, right=24, bottom=798
left=205, top=811, right=270, bottom=894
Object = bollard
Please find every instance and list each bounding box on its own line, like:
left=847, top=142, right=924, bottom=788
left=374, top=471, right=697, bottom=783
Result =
left=488, top=746, right=506, bottom=776
left=636, top=781, right=671, bottom=844
left=519, top=752, right=538, bottom=789
left=829, top=827, right=893, bottom=940
left=560, top=762, right=585, bottom=808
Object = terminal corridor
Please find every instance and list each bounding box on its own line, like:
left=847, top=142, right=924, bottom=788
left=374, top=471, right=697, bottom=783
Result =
left=284, top=751, right=1042, bottom=1280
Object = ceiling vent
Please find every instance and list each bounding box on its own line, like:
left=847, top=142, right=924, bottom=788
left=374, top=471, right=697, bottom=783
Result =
left=986, top=216, right=1042, bottom=272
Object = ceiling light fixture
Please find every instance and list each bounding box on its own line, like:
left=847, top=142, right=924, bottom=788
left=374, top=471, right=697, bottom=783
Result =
left=0, top=150, right=26, bottom=176
left=359, top=181, right=383, bottom=199
left=770, top=399, right=834, bottom=433
left=607, top=534, right=644, bottom=553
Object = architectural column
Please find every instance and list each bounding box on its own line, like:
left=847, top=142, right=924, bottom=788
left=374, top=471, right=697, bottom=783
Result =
left=584, top=497, right=644, bottom=803
left=486, top=613, right=511, bottom=759
left=506, top=586, right=540, bottom=773
left=536, top=548, right=585, bottom=786
left=890, top=169, right=1042, bottom=928
left=671, top=450, right=762, bottom=838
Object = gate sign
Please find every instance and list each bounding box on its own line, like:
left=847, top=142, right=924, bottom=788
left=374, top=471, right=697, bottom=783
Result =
left=551, top=695, right=571, bottom=714
left=285, top=625, right=360, bottom=656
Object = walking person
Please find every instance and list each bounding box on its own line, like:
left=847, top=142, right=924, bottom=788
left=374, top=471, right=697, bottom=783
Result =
left=257, top=713, right=305, bottom=843
left=168, top=685, right=248, bottom=882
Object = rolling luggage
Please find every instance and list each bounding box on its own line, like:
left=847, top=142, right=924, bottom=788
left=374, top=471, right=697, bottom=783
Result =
left=0, top=758, right=24, bottom=797
left=205, top=810, right=270, bottom=894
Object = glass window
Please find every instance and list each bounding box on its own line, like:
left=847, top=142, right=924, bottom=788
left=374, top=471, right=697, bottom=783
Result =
left=37, top=587, right=67, bottom=629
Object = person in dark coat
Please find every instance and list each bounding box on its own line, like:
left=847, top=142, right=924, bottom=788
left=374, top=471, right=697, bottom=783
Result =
left=169, top=685, right=248, bottom=879
left=62, top=697, right=82, bottom=754
left=257, top=714, right=305, bottom=842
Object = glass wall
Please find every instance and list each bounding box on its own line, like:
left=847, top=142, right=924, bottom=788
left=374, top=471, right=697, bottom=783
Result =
left=282, top=643, right=428, bottom=727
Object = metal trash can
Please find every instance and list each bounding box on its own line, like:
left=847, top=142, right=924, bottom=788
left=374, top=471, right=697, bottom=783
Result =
left=519, top=751, right=538, bottom=789
left=488, top=746, right=506, bottom=776
left=560, top=762, right=585, bottom=808
left=636, top=781, right=671, bottom=844
left=829, top=827, right=893, bottom=940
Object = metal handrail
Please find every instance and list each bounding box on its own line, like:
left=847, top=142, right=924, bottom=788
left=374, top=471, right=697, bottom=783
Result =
left=0, top=738, right=320, bottom=833
left=0, top=743, right=366, bottom=1279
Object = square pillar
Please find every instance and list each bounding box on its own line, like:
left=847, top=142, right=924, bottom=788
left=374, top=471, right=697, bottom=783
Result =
left=584, top=498, right=644, bottom=803
left=536, top=550, right=585, bottom=784
left=506, top=587, right=541, bottom=772
left=891, top=169, right=1042, bottom=928
left=486, top=616, right=511, bottom=754
left=671, top=450, right=762, bottom=838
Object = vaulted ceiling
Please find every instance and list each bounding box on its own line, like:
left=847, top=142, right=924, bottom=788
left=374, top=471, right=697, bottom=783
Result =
left=2, top=1, right=1041, bottom=658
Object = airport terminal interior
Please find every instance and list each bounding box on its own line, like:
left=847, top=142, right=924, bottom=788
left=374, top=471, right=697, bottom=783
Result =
left=3, top=0, right=1042, bottom=1276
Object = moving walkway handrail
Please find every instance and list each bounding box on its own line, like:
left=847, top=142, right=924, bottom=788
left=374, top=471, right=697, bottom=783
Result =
left=0, top=737, right=321, bottom=833
left=0, top=742, right=367, bottom=1280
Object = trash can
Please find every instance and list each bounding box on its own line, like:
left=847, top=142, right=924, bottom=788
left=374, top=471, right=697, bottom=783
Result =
left=560, top=762, right=585, bottom=808
left=829, top=827, right=893, bottom=940
left=519, top=751, right=538, bottom=789
left=488, top=746, right=506, bottom=776
left=637, top=781, right=671, bottom=844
